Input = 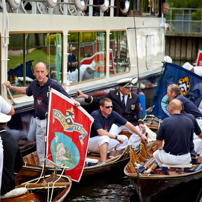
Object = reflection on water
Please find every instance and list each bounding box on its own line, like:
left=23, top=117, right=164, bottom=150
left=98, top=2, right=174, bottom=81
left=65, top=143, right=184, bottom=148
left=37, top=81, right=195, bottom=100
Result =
left=65, top=171, right=139, bottom=202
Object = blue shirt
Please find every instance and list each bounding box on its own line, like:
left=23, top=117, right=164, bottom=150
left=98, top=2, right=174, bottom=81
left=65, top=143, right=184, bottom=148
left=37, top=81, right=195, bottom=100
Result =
left=176, top=94, right=202, bottom=118
left=181, top=111, right=201, bottom=151
left=157, top=113, right=193, bottom=155
left=26, top=77, right=70, bottom=119
left=181, top=111, right=201, bottom=135
left=90, top=109, right=127, bottom=138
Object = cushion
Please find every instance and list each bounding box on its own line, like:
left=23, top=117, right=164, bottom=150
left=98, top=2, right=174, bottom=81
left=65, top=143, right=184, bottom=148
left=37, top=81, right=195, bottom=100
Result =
left=0, top=187, right=28, bottom=199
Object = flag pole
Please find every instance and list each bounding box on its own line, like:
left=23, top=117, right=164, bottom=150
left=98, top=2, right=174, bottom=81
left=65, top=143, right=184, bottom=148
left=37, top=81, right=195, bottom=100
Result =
left=43, top=86, right=52, bottom=179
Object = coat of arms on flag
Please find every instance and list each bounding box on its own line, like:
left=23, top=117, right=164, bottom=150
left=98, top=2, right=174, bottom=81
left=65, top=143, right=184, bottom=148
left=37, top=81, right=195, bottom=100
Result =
left=46, top=89, right=94, bottom=182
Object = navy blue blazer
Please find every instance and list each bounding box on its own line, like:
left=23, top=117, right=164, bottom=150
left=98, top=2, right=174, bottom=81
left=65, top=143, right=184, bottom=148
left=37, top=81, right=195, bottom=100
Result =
left=86, top=89, right=143, bottom=126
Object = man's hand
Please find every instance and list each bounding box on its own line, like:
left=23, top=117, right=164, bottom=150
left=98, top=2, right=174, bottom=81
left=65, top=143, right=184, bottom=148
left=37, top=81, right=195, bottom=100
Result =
left=76, top=90, right=88, bottom=99
left=139, top=124, right=146, bottom=134
left=74, top=101, right=80, bottom=107
left=4, top=81, right=12, bottom=89
left=141, top=135, right=147, bottom=144
left=117, top=136, right=124, bottom=143
left=167, top=24, right=171, bottom=31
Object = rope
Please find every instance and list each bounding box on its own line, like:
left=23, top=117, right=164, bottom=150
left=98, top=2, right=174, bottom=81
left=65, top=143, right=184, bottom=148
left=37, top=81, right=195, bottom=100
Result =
left=47, top=182, right=50, bottom=202
left=24, top=163, right=45, bottom=188
left=49, top=165, right=67, bottom=202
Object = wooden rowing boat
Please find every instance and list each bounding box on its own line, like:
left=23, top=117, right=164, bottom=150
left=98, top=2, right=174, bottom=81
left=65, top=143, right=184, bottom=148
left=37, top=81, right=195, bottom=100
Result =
left=16, top=151, right=61, bottom=184
left=83, top=146, right=131, bottom=177
left=16, top=146, right=131, bottom=183
left=144, top=115, right=161, bottom=133
left=1, top=173, right=72, bottom=202
left=124, top=143, right=202, bottom=202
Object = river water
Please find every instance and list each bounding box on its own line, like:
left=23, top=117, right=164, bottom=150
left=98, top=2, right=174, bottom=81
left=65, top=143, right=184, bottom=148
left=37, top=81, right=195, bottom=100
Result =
left=65, top=169, right=139, bottom=202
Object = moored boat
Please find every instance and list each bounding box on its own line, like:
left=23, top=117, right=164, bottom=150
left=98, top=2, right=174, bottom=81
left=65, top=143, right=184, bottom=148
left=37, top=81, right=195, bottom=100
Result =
left=16, top=145, right=131, bottom=183
left=1, top=173, right=72, bottom=202
left=124, top=144, right=202, bottom=202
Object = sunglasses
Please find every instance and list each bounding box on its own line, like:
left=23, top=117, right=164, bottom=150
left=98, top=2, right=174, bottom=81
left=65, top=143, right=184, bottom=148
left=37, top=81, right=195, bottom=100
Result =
left=104, top=106, right=113, bottom=109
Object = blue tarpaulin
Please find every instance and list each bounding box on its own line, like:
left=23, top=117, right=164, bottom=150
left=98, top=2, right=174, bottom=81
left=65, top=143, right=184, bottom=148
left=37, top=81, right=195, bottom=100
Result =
left=8, top=60, right=35, bottom=82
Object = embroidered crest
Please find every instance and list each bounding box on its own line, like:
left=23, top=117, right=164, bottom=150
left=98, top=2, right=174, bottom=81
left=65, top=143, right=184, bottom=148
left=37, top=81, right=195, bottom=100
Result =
left=65, top=108, right=75, bottom=125
left=131, top=104, right=135, bottom=110
left=177, top=76, right=191, bottom=95
left=53, top=108, right=87, bottom=145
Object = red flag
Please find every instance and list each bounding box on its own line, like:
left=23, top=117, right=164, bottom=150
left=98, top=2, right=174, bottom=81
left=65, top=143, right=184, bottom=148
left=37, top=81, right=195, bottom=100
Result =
left=196, top=50, right=202, bottom=66
left=46, top=89, right=94, bottom=182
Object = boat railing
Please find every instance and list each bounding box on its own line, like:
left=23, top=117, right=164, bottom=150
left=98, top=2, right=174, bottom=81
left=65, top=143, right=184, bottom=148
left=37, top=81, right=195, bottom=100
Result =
left=166, top=7, right=202, bottom=34
left=0, top=0, right=130, bottom=16
left=1, top=0, right=163, bottom=17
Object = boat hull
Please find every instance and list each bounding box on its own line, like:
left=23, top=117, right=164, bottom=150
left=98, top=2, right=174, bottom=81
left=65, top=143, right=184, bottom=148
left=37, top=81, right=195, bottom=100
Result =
left=127, top=170, right=202, bottom=202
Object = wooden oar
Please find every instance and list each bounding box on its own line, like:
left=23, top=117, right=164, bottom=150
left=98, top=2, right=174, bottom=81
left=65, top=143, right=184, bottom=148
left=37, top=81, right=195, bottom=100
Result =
left=145, top=162, right=158, bottom=174
left=138, top=157, right=155, bottom=173
left=17, top=181, right=70, bottom=188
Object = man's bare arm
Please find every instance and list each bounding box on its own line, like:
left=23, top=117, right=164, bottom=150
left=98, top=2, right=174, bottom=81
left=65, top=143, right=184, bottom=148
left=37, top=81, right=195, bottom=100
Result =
left=4, top=81, right=27, bottom=94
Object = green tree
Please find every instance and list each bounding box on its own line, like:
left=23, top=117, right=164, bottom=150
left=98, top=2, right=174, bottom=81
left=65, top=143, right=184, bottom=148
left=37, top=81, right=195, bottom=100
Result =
left=166, top=0, right=202, bottom=8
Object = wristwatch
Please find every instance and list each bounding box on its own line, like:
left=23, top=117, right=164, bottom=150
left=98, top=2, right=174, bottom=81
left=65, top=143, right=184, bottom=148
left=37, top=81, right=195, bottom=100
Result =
left=115, top=135, right=118, bottom=139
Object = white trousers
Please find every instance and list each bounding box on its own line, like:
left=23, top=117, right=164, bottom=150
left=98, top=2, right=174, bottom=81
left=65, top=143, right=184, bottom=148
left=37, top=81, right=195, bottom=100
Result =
left=194, top=139, right=202, bottom=156
left=88, top=135, right=128, bottom=153
left=153, top=150, right=191, bottom=167
left=0, top=137, right=3, bottom=194
left=109, top=124, right=145, bottom=148
left=194, top=118, right=202, bottom=140
left=36, top=118, right=47, bottom=164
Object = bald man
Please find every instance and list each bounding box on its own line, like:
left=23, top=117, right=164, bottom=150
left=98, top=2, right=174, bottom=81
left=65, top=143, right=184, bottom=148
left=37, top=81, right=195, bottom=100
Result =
left=153, top=99, right=192, bottom=167
left=4, top=62, right=80, bottom=164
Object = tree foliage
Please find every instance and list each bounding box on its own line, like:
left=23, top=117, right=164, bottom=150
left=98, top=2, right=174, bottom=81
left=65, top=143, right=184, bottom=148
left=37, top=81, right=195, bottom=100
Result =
left=166, top=0, right=202, bottom=9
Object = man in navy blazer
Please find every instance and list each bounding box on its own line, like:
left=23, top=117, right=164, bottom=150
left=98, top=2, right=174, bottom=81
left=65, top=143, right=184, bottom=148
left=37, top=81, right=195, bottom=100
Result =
left=77, top=78, right=147, bottom=148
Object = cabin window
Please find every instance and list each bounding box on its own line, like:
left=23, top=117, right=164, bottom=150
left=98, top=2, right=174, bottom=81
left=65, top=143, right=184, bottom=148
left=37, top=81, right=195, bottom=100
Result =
left=110, top=31, right=129, bottom=75
left=8, top=33, right=63, bottom=97
left=153, top=0, right=159, bottom=16
left=142, top=0, right=159, bottom=16
left=142, top=0, right=151, bottom=14
left=67, top=31, right=106, bottom=83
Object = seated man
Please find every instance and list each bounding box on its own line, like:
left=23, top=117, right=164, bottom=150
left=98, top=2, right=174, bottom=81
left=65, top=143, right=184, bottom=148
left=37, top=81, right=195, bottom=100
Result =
left=77, top=78, right=155, bottom=148
left=89, top=98, right=147, bottom=163
left=153, top=99, right=192, bottom=167
left=0, top=113, right=23, bottom=195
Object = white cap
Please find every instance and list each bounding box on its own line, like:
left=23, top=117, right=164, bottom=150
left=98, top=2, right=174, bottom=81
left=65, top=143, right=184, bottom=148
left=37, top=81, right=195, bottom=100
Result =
left=0, top=113, right=11, bottom=123
left=164, top=56, right=173, bottom=63
left=182, top=62, right=193, bottom=71
left=117, top=78, right=134, bottom=87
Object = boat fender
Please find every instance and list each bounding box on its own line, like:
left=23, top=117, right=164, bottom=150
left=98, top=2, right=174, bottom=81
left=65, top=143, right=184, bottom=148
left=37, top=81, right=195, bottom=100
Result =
left=74, top=0, right=86, bottom=11
left=119, top=0, right=130, bottom=15
left=99, top=0, right=109, bottom=12
left=137, top=90, right=146, bottom=119
left=6, top=0, right=21, bottom=10
left=45, top=0, right=57, bottom=8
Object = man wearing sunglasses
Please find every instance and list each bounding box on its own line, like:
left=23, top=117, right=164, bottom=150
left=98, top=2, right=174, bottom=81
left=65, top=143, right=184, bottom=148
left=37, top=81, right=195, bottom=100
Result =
left=77, top=78, right=149, bottom=148
left=88, top=98, right=147, bottom=163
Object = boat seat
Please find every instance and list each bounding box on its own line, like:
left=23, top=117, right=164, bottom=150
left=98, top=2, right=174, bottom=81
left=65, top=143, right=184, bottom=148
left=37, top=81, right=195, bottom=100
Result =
left=85, top=158, right=98, bottom=166
left=119, top=130, right=132, bottom=138
left=161, top=163, right=192, bottom=172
